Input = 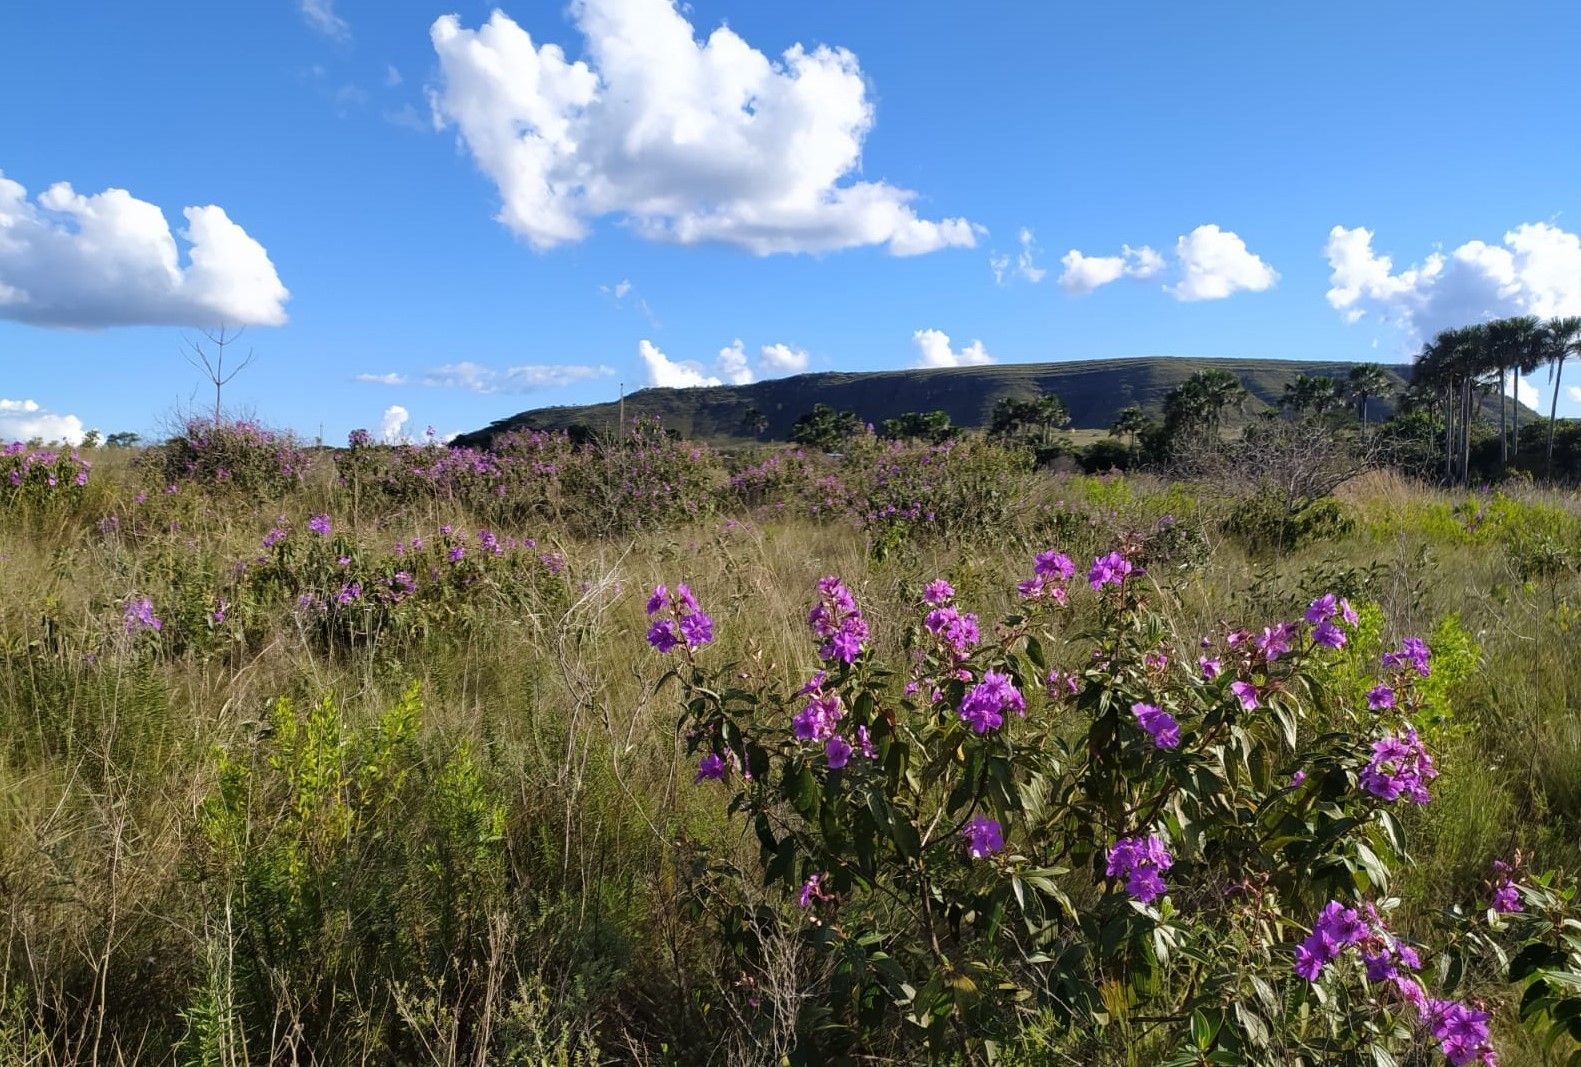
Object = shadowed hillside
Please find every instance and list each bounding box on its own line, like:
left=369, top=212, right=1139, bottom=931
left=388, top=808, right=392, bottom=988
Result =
left=454, top=356, right=1416, bottom=447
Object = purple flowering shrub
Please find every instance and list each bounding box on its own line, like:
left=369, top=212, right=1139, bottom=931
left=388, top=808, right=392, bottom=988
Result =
left=556, top=417, right=723, bottom=535
left=1, top=441, right=92, bottom=512
left=235, top=518, right=569, bottom=648
left=343, top=430, right=576, bottom=525
left=152, top=418, right=309, bottom=495
left=654, top=549, right=1560, bottom=1060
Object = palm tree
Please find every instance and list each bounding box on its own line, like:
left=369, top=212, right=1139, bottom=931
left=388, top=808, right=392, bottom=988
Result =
left=1346, top=364, right=1391, bottom=430
left=1281, top=374, right=1341, bottom=416
left=1109, top=405, right=1148, bottom=455
left=1485, top=316, right=1544, bottom=468
left=1546, top=316, right=1581, bottom=476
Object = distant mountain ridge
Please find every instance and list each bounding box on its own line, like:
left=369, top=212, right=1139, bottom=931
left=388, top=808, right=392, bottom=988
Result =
left=453, top=356, right=1415, bottom=447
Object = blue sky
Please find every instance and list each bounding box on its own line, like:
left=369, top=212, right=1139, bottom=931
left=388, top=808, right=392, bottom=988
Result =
left=3, top=0, right=1580, bottom=443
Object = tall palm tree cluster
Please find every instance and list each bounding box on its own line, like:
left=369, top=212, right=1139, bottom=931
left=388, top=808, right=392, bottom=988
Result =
left=1411, top=315, right=1581, bottom=482
left=1279, top=365, right=1393, bottom=426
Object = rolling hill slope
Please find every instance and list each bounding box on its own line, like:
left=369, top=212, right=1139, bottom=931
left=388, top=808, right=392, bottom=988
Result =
left=453, top=356, right=1414, bottom=447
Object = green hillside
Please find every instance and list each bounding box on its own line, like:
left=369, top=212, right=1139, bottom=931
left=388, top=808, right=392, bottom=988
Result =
left=454, top=356, right=1414, bottom=447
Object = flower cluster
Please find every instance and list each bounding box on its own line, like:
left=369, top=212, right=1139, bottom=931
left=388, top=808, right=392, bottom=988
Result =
left=1420, top=997, right=1496, bottom=1065
left=3, top=443, right=92, bottom=500
left=1306, top=593, right=1359, bottom=649
left=923, top=603, right=981, bottom=660
left=1293, top=900, right=1420, bottom=984
left=1489, top=860, right=1522, bottom=914
left=959, top=670, right=1025, bottom=733
left=1382, top=637, right=1432, bottom=678
left=1105, top=834, right=1173, bottom=903
left=1018, top=549, right=1076, bottom=602
left=645, top=584, right=716, bottom=654
left=1359, top=729, right=1437, bottom=804
left=123, top=596, right=163, bottom=634
left=1088, top=550, right=1137, bottom=590
left=808, top=577, right=868, bottom=663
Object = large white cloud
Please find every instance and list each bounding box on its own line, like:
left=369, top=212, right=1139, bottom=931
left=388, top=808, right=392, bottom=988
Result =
left=0, top=171, right=288, bottom=329
left=1058, top=244, right=1163, bottom=295
left=0, top=399, right=86, bottom=445
left=428, top=5, right=978, bottom=256
left=421, top=360, right=614, bottom=393
left=1324, top=222, right=1581, bottom=340
left=379, top=404, right=410, bottom=444
left=639, top=339, right=723, bottom=388
left=1167, top=225, right=1278, bottom=302
left=912, top=328, right=993, bottom=369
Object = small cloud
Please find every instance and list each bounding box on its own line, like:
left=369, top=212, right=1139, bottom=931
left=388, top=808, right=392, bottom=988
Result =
left=383, top=104, right=430, bottom=132
left=1567, top=385, right=1581, bottom=405
left=385, top=65, right=403, bottom=88
left=1059, top=243, right=1166, bottom=295
left=380, top=405, right=410, bottom=443
left=355, top=372, right=407, bottom=385
left=300, top=0, right=350, bottom=41
left=912, top=328, right=993, bottom=369
left=988, top=251, right=1010, bottom=286
left=639, top=340, right=722, bottom=388
left=716, top=339, right=754, bottom=385
left=989, top=228, right=1048, bottom=285
left=0, top=398, right=86, bottom=444
left=759, top=342, right=809, bottom=375
left=1506, top=371, right=1541, bottom=409
left=600, top=277, right=658, bottom=325
left=422, top=360, right=615, bottom=393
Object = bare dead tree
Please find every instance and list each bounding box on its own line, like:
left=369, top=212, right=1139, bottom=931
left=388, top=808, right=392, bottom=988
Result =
left=182, top=325, right=255, bottom=427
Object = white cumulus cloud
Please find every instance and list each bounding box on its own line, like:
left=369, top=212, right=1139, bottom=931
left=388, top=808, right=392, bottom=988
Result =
left=760, top=342, right=809, bottom=374
left=380, top=405, right=410, bottom=443
left=0, top=398, right=86, bottom=444
left=421, top=360, right=614, bottom=393
left=912, top=328, right=993, bottom=369
left=639, top=339, right=723, bottom=388
left=1567, top=385, right=1581, bottom=405
left=427, top=5, right=978, bottom=256
left=1167, top=225, right=1278, bottom=302
left=355, top=372, right=407, bottom=385
left=1057, top=243, right=1164, bottom=295
left=1324, top=222, right=1581, bottom=341
left=0, top=171, right=288, bottom=329
left=716, top=339, right=755, bottom=385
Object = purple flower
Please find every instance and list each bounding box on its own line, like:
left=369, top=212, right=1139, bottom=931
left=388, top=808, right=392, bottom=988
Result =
left=924, top=605, right=981, bottom=658
left=1254, top=623, right=1297, bottom=661
left=1131, top=702, right=1180, bottom=749
left=1311, top=620, right=1347, bottom=649
left=794, top=692, right=844, bottom=742
left=1359, top=729, right=1437, bottom=804
left=1290, top=770, right=1306, bottom=787
left=1421, top=998, right=1495, bottom=1066
left=809, top=577, right=868, bottom=663
left=825, top=735, right=853, bottom=769
left=307, top=514, right=332, bottom=536
left=856, top=725, right=876, bottom=760
left=123, top=597, right=163, bottom=633
left=679, top=612, right=715, bottom=647
left=448, top=545, right=465, bottom=562
left=962, top=814, right=1004, bottom=858
left=1382, top=637, right=1432, bottom=678
left=1367, top=684, right=1395, bottom=710
left=923, top=578, right=955, bottom=605
left=262, top=527, right=286, bottom=549
left=1199, top=656, right=1221, bottom=680
left=1106, top=834, right=1173, bottom=903
left=1230, top=680, right=1260, bottom=710
left=1034, top=550, right=1075, bottom=580
left=959, top=671, right=1025, bottom=733
left=1490, top=860, right=1522, bottom=914
left=1306, top=593, right=1338, bottom=623
left=646, top=619, right=680, bottom=653
left=1088, top=551, right=1135, bottom=590
left=694, top=752, right=727, bottom=783
left=798, top=874, right=829, bottom=908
